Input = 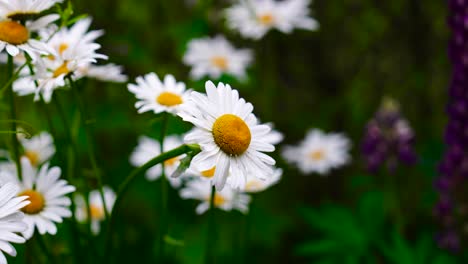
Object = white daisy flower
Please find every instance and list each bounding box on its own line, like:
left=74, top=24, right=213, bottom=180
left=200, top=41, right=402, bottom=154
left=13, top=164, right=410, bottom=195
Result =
left=264, top=123, right=284, bottom=145
left=282, top=129, right=351, bottom=175
left=180, top=178, right=251, bottom=215
left=129, top=135, right=186, bottom=188
left=74, top=186, right=115, bottom=235
left=236, top=168, right=282, bottom=193
left=225, top=0, right=319, bottom=40
left=78, top=63, right=128, bottom=83
left=13, top=40, right=107, bottom=103
left=19, top=131, right=55, bottom=167
left=0, top=15, right=57, bottom=58
left=128, top=73, right=189, bottom=115
left=0, top=0, right=62, bottom=18
left=0, top=182, right=30, bottom=264
left=183, top=36, right=252, bottom=80
left=178, top=81, right=277, bottom=191
left=0, top=158, right=75, bottom=239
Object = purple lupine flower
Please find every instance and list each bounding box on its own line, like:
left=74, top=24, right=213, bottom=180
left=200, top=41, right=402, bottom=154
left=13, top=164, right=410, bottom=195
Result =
left=435, top=0, right=468, bottom=252
left=361, top=98, right=418, bottom=173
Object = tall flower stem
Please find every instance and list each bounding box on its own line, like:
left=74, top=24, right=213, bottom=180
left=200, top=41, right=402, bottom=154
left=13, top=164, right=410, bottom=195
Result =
left=6, top=55, right=22, bottom=180
left=104, top=144, right=200, bottom=259
left=35, top=233, right=56, bottom=264
left=67, top=76, right=110, bottom=223
left=158, top=112, right=169, bottom=259
left=205, top=185, right=217, bottom=264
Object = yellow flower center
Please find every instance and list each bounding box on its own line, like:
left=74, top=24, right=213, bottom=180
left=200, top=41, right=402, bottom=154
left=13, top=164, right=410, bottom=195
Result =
left=245, top=180, right=263, bottom=191
left=309, top=149, right=325, bottom=161
left=212, top=114, right=251, bottom=156
left=258, top=13, right=274, bottom=25
left=213, top=194, right=225, bottom=207
left=211, top=56, right=228, bottom=70
left=19, top=190, right=45, bottom=215
left=201, top=167, right=216, bottom=178
left=90, top=205, right=104, bottom=220
left=58, top=43, right=69, bottom=55
left=53, top=62, right=70, bottom=78
left=156, top=92, right=183, bottom=107
left=0, top=20, right=29, bottom=45
left=24, top=151, right=40, bottom=166
left=164, top=157, right=179, bottom=167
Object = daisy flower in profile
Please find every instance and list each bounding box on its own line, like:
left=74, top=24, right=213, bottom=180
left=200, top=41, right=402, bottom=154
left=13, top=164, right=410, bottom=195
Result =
left=183, top=36, right=252, bottom=81
left=180, top=178, right=251, bottom=214
left=129, top=135, right=185, bottom=188
left=178, top=81, right=277, bottom=190
left=282, top=129, right=351, bottom=175
left=74, top=187, right=115, bottom=235
left=0, top=0, right=62, bottom=19
left=225, top=0, right=319, bottom=40
left=232, top=168, right=282, bottom=193
left=128, top=73, right=189, bottom=115
left=78, top=63, right=128, bottom=83
left=0, top=182, right=30, bottom=264
left=0, top=158, right=75, bottom=239
left=19, top=131, right=55, bottom=167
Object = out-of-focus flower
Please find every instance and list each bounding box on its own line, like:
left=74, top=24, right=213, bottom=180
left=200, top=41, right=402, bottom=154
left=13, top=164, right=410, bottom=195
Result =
left=129, top=135, right=185, bottom=188
left=235, top=168, right=282, bottom=193
left=128, top=73, right=189, bottom=115
left=225, top=0, right=318, bottom=40
left=0, top=158, right=75, bottom=239
left=282, top=129, right=350, bottom=175
left=0, top=182, right=30, bottom=264
left=180, top=178, right=251, bottom=214
left=361, top=98, right=417, bottom=173
left=75, top=186, right=115, bottom=235
left=79, top=63, right=128, bottom=83
left=178, top=81, right=277, bottom=191
left=183, top=36, right=252, bottom=80
left=434, top=0, right=468, bottom=252
left=19, top=131, right=55, bottom=167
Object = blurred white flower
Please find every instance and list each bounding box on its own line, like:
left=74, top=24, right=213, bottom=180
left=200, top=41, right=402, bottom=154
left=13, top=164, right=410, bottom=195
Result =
left=19, top=131, right=55, bottom=167
left=183, top=36, right=252, bottom=80
left=180, top=177, right=251, bottom=214
left=282, top=129, right=351, bottom=175
left=232, top=167, right=282, bottom=193
left=78, top=63, right=128, bottom=83
left=129, top=135, right=186, bottom=188
left=0, top=158, right=75, bottom=239
left=128, top=73, right=189, bottom=115
left=74, top=186, right=116, bottom=235
left=0, top=182, right=30, bottom=264
left=225, top=0, right=319, bottom=39
left=178, top=81, right=276, bottom=191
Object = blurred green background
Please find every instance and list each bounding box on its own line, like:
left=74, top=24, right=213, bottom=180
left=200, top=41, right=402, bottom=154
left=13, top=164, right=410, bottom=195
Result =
left=2, top=0, right=459, bottom=263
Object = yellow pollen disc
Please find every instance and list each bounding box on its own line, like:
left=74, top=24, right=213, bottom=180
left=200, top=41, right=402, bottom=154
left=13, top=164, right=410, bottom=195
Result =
left=213, top=194, right=226, bottom=207
left=201, top=167, right=216, bottom=178
left=164, top=157, right=179, bottom=166
left=309, top=150, right=325, bottom=161
left=53, top=62, right=70, bottom=78
left=210, top=56, right=228, bottom=70
left=58, top=43, right=69, bottom=55
left=156, top=92, right=183, bottom=107
left=212, top=114, right=251, bottom=156
left=0, top=21, right=29, bottom=45
left=90, top=205, right=104, bottom=220
left=24, top=151, right=40, bottom=166
left=245, top=180, right=262, bottom=191
left=19, top=190, right=45, bottom=215
left=258, top=13, right=274, bottom=25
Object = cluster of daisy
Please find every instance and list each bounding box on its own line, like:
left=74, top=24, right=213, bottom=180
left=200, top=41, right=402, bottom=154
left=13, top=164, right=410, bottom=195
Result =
left=182, top=0, right=318, bottom=82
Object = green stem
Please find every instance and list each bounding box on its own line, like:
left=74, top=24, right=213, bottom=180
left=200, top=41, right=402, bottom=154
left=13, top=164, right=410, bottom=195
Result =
left=6, top=55, right=22, bottom=180
left=205, top=185, right=216, bottom=264
left=158, top=113, right=169, bottom=259
left=0, top=62, right=27, bottom=97
left=104, top=144, right=199, bottom=259
left=68, top=76, right=110, bottom=222
left=35, top=234, right=56, bottom=264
